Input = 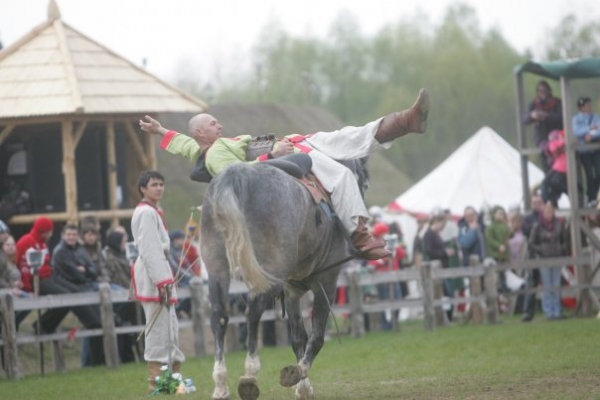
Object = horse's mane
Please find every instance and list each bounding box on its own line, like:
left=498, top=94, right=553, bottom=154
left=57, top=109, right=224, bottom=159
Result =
left=337, top=156, right=370, bottom=199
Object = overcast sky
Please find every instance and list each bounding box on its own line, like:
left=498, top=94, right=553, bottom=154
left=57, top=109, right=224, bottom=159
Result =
left=1, top=0, right=597, bottom=83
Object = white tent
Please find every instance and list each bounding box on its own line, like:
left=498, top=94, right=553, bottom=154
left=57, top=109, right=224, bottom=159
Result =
left=389, top=126, right=568, bottom=218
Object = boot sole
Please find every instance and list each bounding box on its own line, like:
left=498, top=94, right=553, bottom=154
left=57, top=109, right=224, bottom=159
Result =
left=416, top=88, right=429, bottom=133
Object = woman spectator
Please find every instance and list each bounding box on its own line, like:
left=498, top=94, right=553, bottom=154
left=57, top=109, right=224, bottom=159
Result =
left=523, top=80, right=563, bottom=172
left=528, top=202, right=569, bottom=320
left=458, top=206, right=486, bottom=265
left=0, top=234, right=31, bottom=329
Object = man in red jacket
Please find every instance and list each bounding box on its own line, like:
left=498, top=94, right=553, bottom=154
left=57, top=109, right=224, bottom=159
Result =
left=16, top=217, right=103, bottom=345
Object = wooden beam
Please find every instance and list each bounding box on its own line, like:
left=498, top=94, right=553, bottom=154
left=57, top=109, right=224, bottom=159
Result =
left=146, top=130, right=157, bottom=170
left=580, top=223, right=600, bottom=252
left=106, top=120, right=119, bottom=227
left=0, top=124, right=16, bottom=147
left=61, top=120, right=78, bottom=223
left=72, top=121, right=88, bottom=149
left=9, top=209, right=135, bottom=225
left=514, top=71, right=531, bottom=210
left=123, top=121, right=149, bottom=168
left=53, top=19, right=84, bottom=113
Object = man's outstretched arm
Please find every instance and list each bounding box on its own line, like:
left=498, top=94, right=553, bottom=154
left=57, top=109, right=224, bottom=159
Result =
left=139, top=115, right=202, bottom=162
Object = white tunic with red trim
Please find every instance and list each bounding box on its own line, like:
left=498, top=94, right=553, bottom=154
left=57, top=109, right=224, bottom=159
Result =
left=131, top=203, right=177, bottom=303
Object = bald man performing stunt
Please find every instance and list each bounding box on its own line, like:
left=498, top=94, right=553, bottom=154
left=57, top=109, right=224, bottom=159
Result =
left=140, top=89, right=429, bottom=260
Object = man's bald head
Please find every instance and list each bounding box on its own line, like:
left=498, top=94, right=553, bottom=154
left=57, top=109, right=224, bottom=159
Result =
left=187, top=113, right=223, bottom=148
left=188, top=113, right=212, bottom=135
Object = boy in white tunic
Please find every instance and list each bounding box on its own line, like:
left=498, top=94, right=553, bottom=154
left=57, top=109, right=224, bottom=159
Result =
left=131, top=170, right=185, bottom=392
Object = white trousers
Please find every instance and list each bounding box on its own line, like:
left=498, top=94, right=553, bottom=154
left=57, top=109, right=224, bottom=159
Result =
left=303, top=118, right=391, bottom=232
left=142, top=302, right=185, bottom=364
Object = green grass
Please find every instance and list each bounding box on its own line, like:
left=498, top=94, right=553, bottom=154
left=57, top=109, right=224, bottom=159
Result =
left=1, top=317, right=599, bottom=399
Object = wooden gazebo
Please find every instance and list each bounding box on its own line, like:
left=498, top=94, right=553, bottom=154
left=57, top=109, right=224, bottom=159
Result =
left=0, top=1, right=206, bottom=229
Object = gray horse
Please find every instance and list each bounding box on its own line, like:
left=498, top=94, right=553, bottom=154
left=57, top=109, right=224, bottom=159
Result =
left=201, top=156, right=368, bottom=400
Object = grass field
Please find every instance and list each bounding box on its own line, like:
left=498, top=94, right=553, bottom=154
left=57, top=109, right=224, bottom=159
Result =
left=1, top=316, right=599, bottom=400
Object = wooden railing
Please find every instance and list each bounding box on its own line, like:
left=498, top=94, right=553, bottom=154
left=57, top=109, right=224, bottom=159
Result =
left=1, top=254, right=598, bottom=380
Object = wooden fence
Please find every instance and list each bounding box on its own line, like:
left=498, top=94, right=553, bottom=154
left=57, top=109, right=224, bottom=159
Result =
left=1, top=254, right=598, bottom=380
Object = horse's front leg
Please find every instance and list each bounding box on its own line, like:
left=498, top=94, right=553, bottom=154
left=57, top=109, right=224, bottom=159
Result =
left=237, top=293, right=267, bottom=400
left=209, top=276, right=231, bottom=400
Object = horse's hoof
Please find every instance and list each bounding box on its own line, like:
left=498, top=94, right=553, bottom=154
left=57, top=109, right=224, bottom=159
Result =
left=212, top=387, right=231, bottom=400
left=238, top=376, right=260, bottom=400
left=280, top=365, right=303, bottom=387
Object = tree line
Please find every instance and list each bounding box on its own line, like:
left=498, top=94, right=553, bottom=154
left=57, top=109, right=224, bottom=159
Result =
left=173, top=3, right=600, bottom=185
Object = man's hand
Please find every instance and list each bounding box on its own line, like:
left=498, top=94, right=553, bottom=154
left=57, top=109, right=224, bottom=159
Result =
left=158, top=284, right=172, bottom=306
left=139, top=115, right=168, bottom=136
left=271, top=139, right=294, bottom=158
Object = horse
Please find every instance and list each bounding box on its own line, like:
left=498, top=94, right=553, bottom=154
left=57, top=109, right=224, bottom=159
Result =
left=200, top=155, right=369, bottom=400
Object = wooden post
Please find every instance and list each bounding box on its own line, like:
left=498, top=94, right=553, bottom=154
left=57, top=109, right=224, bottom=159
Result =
left=189, top=277, right=206, bottom=357
left=420, top=261, right=435, bottom=332
left=347, top=269, right=365, bottom=338
left=106, top=120, right=119, bottom=227
left=52, top=341, right=65, bottom=373
left=431, top=260, right=446, bottom=327
left=484, top=266, right=499, bottom=324
left=99, top=282, right=119, bottom=369
left=61, top=120, right=78, bottom=223
left=145, top=127, right=157, bottom=170
left=469, top=255, right=483, bottom=324
left=0, top=293, right=20, bottom=380
left=514, top=70, right=531, bottom=210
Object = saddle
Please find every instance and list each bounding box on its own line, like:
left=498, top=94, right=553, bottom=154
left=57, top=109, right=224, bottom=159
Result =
left=262, top=154, right=330, bottom=206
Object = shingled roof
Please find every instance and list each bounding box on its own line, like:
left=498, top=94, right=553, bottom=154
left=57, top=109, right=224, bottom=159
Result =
left=0, top=2, right=206, bottom=119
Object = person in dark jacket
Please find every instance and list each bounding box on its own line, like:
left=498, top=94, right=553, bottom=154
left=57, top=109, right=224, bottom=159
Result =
left=523, top=80, right=563, bottom=172
left=51, top=223, right=104, bottom=366
left=103, top=229, right=131, bottom=289
left=521, top=193, right=544, bottom=322
left=52, top=224, right=99, bottom=290
left=528, top=202, right=569, bottom=320
left=423, top=215, right=453, bottom=321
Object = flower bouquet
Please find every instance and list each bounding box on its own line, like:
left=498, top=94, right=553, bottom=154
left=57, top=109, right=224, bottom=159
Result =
left=149, top=365, right=196, bottom=396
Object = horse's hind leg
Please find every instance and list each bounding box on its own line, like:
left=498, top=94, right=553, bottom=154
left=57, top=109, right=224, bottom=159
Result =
left=209, top=276, right=231, bottom=400
left=279, top=289, right=309, bottom=388
left=280, top=281, right=335, bottom=399
left=237, top=293, right=267, bottom=400
left=281, top=293, right=315, bottom=399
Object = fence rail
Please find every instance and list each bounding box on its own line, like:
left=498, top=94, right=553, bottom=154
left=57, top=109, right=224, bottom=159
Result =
left=1, top=254, right=598, bottom=380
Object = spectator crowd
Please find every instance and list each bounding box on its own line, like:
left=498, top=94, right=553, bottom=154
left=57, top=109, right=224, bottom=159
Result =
left=0, top=212, right=202, bottom=368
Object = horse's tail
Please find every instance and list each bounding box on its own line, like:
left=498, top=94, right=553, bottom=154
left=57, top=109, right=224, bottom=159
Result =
left=208, top=164, right=281, bottom=293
